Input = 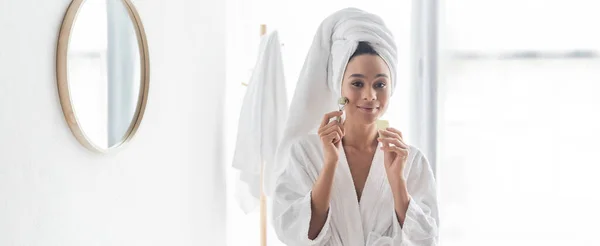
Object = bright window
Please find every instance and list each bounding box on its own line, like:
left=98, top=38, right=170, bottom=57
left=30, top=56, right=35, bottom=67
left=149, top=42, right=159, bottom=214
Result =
left=438, top=1, right=600, bottom=245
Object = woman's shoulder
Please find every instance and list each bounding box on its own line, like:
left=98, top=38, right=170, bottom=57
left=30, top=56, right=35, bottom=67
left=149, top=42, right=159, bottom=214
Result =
left=285, top=134, right=324, bottom=168
left=289, top=133, right=322, bottom=150
left=407, top=145, right=427, bottom=163
left=405, top=145, right=435, bottom=176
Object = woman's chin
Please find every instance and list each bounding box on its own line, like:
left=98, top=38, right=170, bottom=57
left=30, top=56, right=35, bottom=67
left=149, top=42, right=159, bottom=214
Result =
left=358, top=114, right=379, bottom=125
left=362, top=110, right=380, bottom=120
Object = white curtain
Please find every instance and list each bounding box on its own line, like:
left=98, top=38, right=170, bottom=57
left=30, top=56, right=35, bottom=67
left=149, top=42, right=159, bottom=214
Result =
left=410, top=0, right=438, bottom=174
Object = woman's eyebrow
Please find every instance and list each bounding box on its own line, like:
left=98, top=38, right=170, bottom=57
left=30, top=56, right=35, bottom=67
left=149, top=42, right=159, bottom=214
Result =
left=348, top=73, right=389, bottom=78
left=348, top=74, right=365, bottom=78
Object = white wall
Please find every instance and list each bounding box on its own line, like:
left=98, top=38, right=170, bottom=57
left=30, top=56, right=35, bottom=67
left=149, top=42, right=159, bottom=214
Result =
left=0, top=0, right=227, bottom=245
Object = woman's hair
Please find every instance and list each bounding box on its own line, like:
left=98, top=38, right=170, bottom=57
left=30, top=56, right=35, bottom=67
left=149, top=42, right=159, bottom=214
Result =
left=349, top=41, right=379, bottom=60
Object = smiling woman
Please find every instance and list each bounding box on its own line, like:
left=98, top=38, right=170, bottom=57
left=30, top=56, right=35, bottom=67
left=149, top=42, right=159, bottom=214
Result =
left=270, top=8, right=439, bottom=246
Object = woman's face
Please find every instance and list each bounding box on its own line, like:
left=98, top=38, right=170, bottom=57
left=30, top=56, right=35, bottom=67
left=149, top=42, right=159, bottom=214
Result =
left=341, top=54, right=391, bottom=125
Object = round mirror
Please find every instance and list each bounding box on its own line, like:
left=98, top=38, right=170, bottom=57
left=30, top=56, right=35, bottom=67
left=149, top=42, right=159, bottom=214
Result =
left=57, top=0, right=149, bottom=152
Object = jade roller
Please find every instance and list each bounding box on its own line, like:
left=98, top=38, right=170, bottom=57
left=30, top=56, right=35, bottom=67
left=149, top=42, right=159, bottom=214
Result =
left=336, top=97, right=349, bottom=122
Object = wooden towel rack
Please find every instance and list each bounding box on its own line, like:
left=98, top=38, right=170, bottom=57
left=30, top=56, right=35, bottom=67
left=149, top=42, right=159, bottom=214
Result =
left=242, top=24, right=268, bottom=246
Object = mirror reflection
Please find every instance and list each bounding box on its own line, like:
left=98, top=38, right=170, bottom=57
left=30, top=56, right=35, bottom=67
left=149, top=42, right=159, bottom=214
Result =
left=67, top=0, right=141, bottom=149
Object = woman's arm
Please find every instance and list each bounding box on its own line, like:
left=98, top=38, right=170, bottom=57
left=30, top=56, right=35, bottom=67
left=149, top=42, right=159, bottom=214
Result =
left=378, top=128, right=439, bottom=244
left=390, top=151, right=439, bottom=245
left=272, top=139, right=334, bottom=246
left=309, top=111, right=344, bottom=239
left=390, top=178, right=411, bottom=226
left=309, top=160, right=337, bottom=239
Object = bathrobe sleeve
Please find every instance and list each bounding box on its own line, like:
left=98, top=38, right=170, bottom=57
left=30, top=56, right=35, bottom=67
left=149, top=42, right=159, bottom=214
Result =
left=390, top=150, right=439, bottom=246
left=272, top=139, right=333, bottom=246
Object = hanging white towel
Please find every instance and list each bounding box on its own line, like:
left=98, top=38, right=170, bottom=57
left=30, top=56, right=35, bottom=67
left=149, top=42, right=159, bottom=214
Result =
left=232, top=31, right=288, bottom=213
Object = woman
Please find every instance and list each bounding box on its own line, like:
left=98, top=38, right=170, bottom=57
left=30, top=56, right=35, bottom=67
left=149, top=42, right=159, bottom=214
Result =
left=269, top=8, right=438, bottom=246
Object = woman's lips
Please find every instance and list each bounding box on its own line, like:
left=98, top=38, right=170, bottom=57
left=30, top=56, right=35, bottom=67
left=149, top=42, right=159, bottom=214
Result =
left=357, top=106, right=379, bottom=113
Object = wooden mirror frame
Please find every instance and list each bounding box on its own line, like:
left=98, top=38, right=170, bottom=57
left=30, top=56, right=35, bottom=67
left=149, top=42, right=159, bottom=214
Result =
left=56, top=0, right=150, bottom=153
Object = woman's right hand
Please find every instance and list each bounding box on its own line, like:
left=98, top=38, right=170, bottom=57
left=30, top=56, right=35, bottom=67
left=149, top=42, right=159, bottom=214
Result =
left=318, top=111, right=345, bottom=165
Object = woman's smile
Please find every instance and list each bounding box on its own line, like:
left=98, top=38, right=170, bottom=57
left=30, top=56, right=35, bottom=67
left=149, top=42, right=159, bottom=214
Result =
left=357, top=105, right=379, bottom=114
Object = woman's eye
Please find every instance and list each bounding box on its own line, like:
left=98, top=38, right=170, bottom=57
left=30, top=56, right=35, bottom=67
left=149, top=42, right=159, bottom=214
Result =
left=351, top=81, right=364, bottom=87
left=375, top=82, right=386, bottom=88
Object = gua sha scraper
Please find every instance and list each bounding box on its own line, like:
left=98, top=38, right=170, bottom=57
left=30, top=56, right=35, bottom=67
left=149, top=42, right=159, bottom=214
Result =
left=376, top=119, right=389, bottom=137
left=376, top=119, right=389, bottom=131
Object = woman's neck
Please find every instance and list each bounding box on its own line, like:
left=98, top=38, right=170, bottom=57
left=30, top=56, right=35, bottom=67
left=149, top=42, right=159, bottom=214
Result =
left=342, top=120, right=379, bottom=150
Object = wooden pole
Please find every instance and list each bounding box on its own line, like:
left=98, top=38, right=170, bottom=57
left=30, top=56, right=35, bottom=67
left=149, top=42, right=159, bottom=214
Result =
left=260, top=160, right=267, bottom=246
left=259, top=24, right=267, bottom=246
left=260, top=24, right=267, bottom=37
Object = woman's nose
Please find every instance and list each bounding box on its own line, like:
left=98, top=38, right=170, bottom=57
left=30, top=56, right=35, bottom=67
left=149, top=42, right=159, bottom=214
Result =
left=363, top=89, right=376, bottom=101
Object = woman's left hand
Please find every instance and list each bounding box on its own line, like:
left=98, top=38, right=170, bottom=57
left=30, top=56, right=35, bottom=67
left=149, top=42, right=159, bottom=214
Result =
left=378, top=127, right=409, bottom=184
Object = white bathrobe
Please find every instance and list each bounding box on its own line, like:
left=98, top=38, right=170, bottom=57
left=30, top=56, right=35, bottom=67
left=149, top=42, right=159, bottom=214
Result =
left=272, top=134, right=438, bottom=246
